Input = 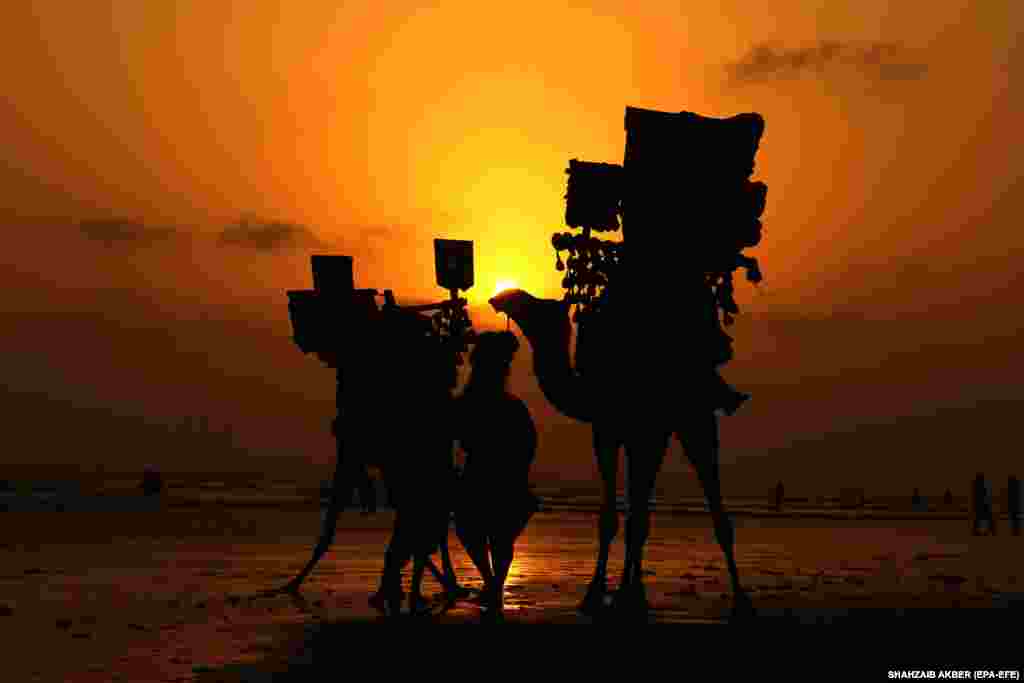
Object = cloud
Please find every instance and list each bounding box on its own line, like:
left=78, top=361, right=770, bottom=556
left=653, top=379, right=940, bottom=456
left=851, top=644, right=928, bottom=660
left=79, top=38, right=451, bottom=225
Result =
left=79, top=218, right=178, bottom=246
left=217, top=217, right=328, bottom=251
left=726, top=41, right=929, bottom=85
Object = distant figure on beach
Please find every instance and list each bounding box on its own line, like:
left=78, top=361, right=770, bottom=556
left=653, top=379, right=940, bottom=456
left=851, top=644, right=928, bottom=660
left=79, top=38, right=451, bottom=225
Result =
left=454, top=331, right=539, bottom=620
left=1008, top=475, right=1021, bottom=536
left=972, top=473, right=996, bottom=536
left=774, top=481, right=784, bottom=511
left=911, top=487, right=928, bottom=513
left=140, top=465, right=163, bottom=497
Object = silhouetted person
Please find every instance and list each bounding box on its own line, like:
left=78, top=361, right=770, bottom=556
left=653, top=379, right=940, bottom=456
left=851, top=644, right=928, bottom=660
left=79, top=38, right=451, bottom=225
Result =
left=913, top=485, right=929, bottom=511
left=140, top=465, right=163, bottom=497
left=973, top=472, right=996, bottom=536
left=1008, top=475, right=1021, bottom=536
left=943, top=489, right=954, bottom=507
left=453, top=331, right=538, bottom=620
left=774, top=480, right=784, bottom=512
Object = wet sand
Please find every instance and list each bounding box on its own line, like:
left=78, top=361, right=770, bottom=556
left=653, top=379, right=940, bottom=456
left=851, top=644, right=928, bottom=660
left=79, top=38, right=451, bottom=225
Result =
left=2, top=505, right=1023, bottom=681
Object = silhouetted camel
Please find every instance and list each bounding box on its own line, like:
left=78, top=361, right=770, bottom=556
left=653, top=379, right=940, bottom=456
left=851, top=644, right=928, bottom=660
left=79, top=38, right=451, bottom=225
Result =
left=268, top=303, right=465, bottom=615
left=490, top=289, right=753, bottom=619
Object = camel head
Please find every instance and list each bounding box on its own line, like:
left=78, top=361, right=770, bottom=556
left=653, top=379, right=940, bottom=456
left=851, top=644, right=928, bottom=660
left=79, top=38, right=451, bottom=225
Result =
left=489, top=288, right=542, bottom=318
left=487, top=288, right=593, bottom=423
left=488, top=289, right=571, bottom=346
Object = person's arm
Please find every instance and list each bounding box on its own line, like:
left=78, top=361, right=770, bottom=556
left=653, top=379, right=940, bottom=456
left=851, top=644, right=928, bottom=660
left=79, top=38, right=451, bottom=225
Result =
left=517, top=398, right=538, bottom=488
left=518, top=398, right=537, bottom=457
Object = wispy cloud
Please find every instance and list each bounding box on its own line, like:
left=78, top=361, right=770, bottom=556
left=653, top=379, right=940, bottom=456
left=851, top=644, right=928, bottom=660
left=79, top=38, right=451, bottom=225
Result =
left=79, top=218, right=177, bottom=246
left=726, top=41, right=929, bottom=85
left=217, top=217, right=327, bottom=251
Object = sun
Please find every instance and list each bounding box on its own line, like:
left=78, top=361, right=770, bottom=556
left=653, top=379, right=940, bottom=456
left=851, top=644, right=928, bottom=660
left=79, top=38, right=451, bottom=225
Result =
left=493, top=279, right=518, bottom=296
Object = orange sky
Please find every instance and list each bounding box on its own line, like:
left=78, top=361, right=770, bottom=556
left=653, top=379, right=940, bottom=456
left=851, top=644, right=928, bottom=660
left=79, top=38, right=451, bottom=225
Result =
left=3, top=1, right=1020, bottom=305
left=1, top=1, right=1022, bottom=492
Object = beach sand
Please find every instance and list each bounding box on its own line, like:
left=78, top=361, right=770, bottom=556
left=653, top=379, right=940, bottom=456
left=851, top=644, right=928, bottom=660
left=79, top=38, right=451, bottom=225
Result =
left=2, top=503, right=1023, bottom=681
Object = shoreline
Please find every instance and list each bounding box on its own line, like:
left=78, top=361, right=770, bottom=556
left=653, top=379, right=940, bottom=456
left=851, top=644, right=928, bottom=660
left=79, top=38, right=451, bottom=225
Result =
left=1, top=507, right=1023, bottom=680
left=1, top=491, right=1011, bottom=524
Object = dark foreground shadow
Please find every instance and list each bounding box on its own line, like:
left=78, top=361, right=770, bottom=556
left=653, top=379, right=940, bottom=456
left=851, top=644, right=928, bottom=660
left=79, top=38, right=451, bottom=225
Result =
left=191, top=597, right=1024, bottom=681
left=750, top=606, right=1024, bottom=625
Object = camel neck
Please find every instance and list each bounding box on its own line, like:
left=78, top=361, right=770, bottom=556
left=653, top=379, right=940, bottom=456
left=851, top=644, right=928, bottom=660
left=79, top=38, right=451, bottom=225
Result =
left=523, top=325, right=596, bottom=424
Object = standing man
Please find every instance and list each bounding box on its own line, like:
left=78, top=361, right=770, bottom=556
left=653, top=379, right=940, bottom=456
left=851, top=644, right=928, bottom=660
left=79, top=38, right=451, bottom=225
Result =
left=140, top=464, right=163, bottom=497
left=973, top=473, right=997, bottom=536
left=1008, top=475, right=1021, bottom=536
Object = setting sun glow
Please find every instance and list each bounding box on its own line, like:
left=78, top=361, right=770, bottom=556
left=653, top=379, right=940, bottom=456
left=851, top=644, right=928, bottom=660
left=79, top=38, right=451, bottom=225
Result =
left=493, top=279, right=518, bottom=296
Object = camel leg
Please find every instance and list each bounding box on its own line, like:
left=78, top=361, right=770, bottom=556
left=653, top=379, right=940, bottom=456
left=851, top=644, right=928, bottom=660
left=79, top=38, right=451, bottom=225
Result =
left=614, top=431, right=668, bottom=616
left=438, top=529, right=472, bottom=599
left=579, top=425, right=622, bottom=615
left=431, top=530, right=470, bottom=600
left=374, top=533, right=410, bottom=617
left=410, top=554, right=430, bottom=616
left=677, top=412, right=754, bottom=618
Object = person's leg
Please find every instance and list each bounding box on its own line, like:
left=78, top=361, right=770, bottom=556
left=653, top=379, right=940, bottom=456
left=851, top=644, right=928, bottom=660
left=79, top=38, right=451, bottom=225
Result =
left=409, top=510, right=445, bottom=613
left=489, top=532, right=515, bottom=612
left=456, top=514, right=494, bottom=594
left=438, top=535, right=467, bottom=596
left=409, top=552, right=431, bottom=615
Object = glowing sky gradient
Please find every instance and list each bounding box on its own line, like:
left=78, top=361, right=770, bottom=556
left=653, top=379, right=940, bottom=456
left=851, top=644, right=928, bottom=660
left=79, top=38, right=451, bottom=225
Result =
left=1, top=2, right=1022, bottom=491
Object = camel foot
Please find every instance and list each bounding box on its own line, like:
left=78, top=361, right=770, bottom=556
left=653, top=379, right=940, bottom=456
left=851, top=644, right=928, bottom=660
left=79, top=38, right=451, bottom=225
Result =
left=369, top=587, right=404, bottom=616
left=467, top=587, right=494, bottom=606
left=480, top=605, right=506, bottom=623
left=728, top=592, right=757, bottom=621
left=409, top=599, right=435, bottom=618
left=409, top=594, right=434, bottom=618
left=578, top=581, right=609, bottom=616
left=611, top=582, right=649, bottom=620
left=443, top=583, right=474, bottom=603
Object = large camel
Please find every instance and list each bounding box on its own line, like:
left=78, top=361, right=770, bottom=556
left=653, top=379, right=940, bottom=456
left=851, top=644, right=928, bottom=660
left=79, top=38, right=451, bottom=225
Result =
left=489, top=287, right=754, bottom=619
